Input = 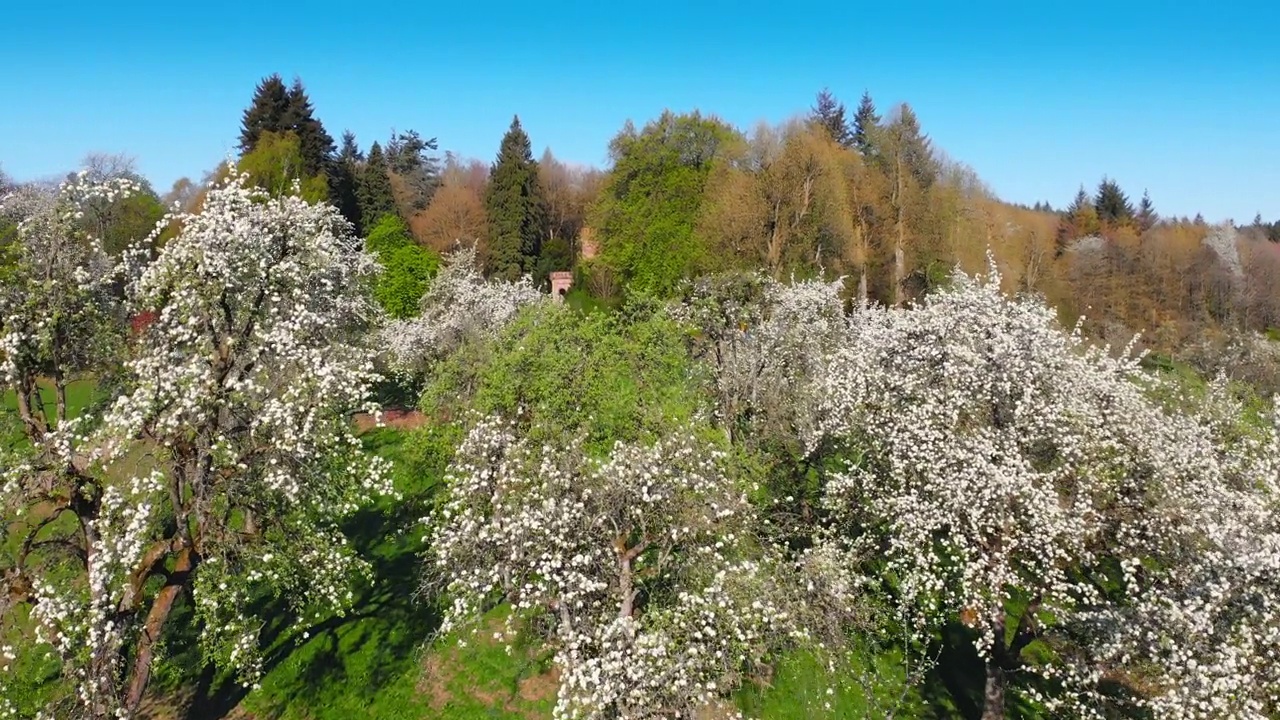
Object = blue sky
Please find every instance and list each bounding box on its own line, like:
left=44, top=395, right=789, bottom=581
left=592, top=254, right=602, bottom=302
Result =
left=2, top=1, right=1276, bottom=222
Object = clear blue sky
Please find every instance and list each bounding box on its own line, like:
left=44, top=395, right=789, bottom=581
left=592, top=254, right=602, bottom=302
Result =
left=2, top=1, right=1276, bottom=223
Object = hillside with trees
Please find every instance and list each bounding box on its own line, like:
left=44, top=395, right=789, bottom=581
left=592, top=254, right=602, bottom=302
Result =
left=1, top=77, right=1278, bottom=720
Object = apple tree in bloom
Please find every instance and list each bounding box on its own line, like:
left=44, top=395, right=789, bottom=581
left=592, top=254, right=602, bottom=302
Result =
left=810, top=260, right=1280, bottom=719
left=673, top=271, right=846, bottom=447
left=0, top=175, right=394, bottom=718
left=381, top=244, right=544, bottom=376
left=427, top=415, right=805, bottom=719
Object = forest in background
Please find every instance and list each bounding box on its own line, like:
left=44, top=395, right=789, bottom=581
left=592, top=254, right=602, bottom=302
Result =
left=15, top=73, right=1276, bottom=359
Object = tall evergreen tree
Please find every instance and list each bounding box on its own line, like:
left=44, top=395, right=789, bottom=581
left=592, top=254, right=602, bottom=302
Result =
left=1136, top=190, right=1158, bottom=232
left=886, top=104, right=937, bottom=189
left=1095, top=176, right=1135, bottom=226
left=238, top=74, right=290, bottom=155
left=332, top=130, right=364, bottom=234
left=852, top=91, right=881, bottom=156
left=484, top=116, right=548, bottom=281
left=358, top=142, right=397, bottom=228
left=283, top=78, right=336, bottom=180
left=810, top=88, right=852, bottom=147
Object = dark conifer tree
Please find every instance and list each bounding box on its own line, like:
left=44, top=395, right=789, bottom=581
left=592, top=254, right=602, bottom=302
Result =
left=1136, top=190, right=1159, bottom=232
left=810, top=88, right=853, bottom=147
left=484, top=116, right=548, bottom=281
left=851, top=91, right=881, bottom=156
left=358, top=142, right=397, bottom=227
left=1095, top=176, right=1135, bottom=226
left=332, top=130, right=364, bottom=234
left=283, top=78, right=336, bottom=180
left=238, top=74, right=290, bottom=155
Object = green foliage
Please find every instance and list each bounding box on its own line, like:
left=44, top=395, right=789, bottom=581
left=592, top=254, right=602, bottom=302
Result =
left=359, top=142, right=398, bottom=225
left=592, top=110, right=742, bottom=296
left=365, top=215, right=440, bottom=319
left=421, top=301, right=705, bottom=453
left=236, top=130, right=328, bottom=202
left=485, top=116, right=548, bottom=281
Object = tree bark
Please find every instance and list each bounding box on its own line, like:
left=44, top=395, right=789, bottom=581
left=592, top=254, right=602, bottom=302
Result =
left=980, top=660, right=1005, bottom=720
left=124, top=545, right=195, bottom=715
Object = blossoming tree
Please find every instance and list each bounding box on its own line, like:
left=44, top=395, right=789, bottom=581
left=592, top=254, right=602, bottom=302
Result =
left=811, top=262, right=1280, bottom=719
left=0, top=175, right=394, bottom=718
left=427, top=416, right=803, bottom=719
left=381, top=245, right=543, bottom=375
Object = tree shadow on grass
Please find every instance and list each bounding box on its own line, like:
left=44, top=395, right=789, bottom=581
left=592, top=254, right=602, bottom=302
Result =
left=184, top=428, right=447, bottom=719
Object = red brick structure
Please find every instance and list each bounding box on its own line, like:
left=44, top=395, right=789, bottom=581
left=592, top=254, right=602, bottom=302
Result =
left=550, top=271, right=573, bottom=302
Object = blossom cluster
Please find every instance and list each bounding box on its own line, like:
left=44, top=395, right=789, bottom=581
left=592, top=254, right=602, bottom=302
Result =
left=807, top=259, right=1280, bottom=718
left=427, top=416, right=799, bottom=718
left=2, top=174, right=397, bottom=718
left=381, top=245, right=544, bottom=374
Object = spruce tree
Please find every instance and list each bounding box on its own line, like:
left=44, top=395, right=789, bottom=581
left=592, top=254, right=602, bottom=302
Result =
left=238, top=74, right=290, bottom=155
left=852, top=91, right=881, bottom=156
left=358, top=142, right=397, bottom=228
left=888, top=104, right=938, bottom=189
left=1095, top=176, right=1134, bottom=227
left=1136, top=190, right=1158, bottom=232
left=332, top=130, right=364, bottom=234
left=810, top=89, right=852, bottom=147
left=283, top=78, right=336, bottom=180
left=484, top=116, right=548, bottom=281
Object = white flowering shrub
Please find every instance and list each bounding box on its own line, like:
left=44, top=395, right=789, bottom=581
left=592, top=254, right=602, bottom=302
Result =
left=381, top=245, right=544, bottom=375
left=427, top=416, right=802, bottom=719
left=810, top=259, right=1280, bottom=718
left=1, top=175, right=395, bottom=718
left=674, top=271, right=847, bottom=447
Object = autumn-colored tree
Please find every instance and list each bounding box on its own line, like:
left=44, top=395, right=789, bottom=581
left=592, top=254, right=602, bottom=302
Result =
left=700, top=120, right=854, bottom=279
left=411, top=183, right=488, bottom=256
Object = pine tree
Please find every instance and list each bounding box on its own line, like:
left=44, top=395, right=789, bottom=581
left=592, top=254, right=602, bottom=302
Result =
left=358, top=142, right=397, bottom=228
left=484, top=116, right=548, bottom=281
left=1095, top=176, right=1134, bottom=227
left=332, top=130, right=364, bottom=234
left=810, top=88, right=852, bottom=147
left=1136, top=190, right=1158, bottom=232
left=852, top=91, right=881, bottom=156
left=238, top=74, right=290, bottom=155
left=1194, top=212, right=1205, bottom=225
left=283, top=78, right=336, bottom=180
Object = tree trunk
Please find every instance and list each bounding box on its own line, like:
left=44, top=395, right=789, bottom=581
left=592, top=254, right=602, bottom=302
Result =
left=980, top=660, right=1005, bottom=720
left=124, top=546, right=195, bottom=715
